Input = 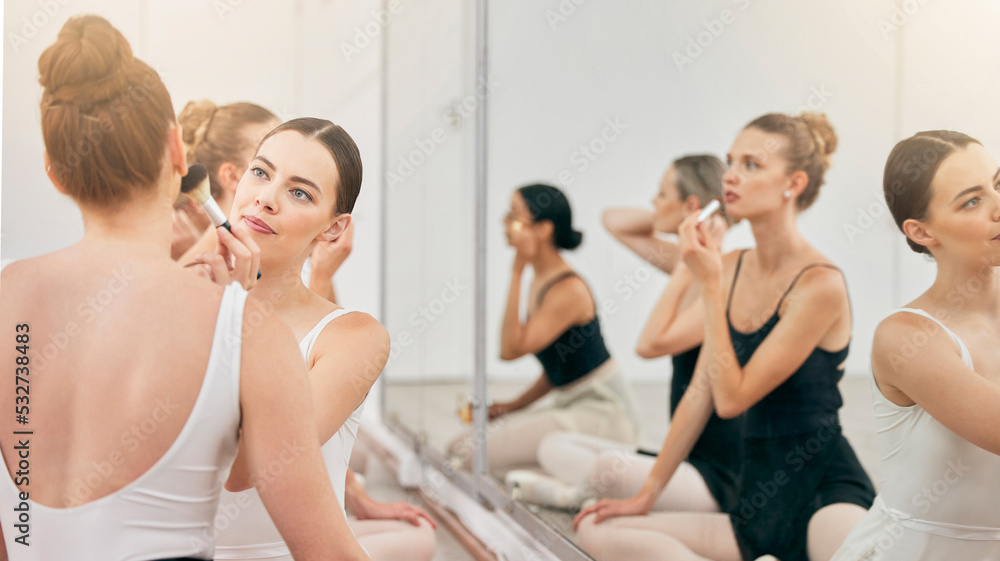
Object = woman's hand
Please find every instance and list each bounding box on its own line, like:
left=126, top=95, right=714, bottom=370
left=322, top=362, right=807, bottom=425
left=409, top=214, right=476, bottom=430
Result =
left=513, top=247, right=532, bottom=274
left=678, top=212, right=725, bottom=286
left=352, top=498, right=438, bottom=529
left=573, top=492, right=655, bottom=530
left=186, top=224, right=261, bottom=290
left=311, top=220, right=354, bottom=279
left=488, top=400, right=518, bottom=420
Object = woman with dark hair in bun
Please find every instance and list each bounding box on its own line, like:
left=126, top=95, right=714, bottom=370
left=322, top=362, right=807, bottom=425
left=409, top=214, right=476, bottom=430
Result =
left=0, top=15, right=368, bottom=561
left=448, top=184, right=639, bottom=479
left=832, top=131, right=1000, bottom=560
left=577, top=113, right=875, bottom=561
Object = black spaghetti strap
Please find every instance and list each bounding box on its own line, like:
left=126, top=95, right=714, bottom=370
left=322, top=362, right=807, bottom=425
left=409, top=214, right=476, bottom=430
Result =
left=775, top=263, right=843, bottom=310
left=726, top=249, right=750, bottom=322
left=535, top=270, right=579, bottom=308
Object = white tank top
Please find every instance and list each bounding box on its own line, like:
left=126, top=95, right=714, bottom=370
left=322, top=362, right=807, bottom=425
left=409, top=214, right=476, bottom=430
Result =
left=0, top=283, right=247, bottom=560
left=213, top=308, right=366, bottom=559
left=870, top=309, right=1000, bottom=534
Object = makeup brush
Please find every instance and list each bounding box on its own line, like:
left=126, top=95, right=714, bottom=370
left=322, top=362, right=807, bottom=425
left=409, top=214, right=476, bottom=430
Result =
left=696, top=198, right=722, bottom=224
left=181, top=164, right=230, bottom=231
left=181, top=163, right=260, bottom=280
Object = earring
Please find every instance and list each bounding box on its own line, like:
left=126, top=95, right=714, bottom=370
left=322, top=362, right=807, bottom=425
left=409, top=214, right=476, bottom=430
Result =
left=783, top=190, right=792, bottom=199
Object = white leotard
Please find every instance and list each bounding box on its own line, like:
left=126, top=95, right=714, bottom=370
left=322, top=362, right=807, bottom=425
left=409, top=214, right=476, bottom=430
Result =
left=0, top=283, right=246, bottom=560
left=213, top=308, right=366, bottom=560
left=832, top=308, right=1000, bottom=560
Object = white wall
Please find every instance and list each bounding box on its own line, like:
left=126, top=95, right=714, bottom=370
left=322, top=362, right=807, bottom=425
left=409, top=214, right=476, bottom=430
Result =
left=1, top=0, right=384, bottom=329
left=382, top=0, right=478, bottom=382
left=484, top=0, right=900, bottom=382
left=381, top=0, right=1000, bottom=385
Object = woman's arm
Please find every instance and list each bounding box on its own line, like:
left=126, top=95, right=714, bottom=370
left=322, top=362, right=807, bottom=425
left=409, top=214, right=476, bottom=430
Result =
left=305, top=313, right=389, bottom=445
left=679, top=217, right=846, bottom=419
left=873, top=314, right=1000, bottom=456
left=499, top=264, right=591, bottom=360
left=226, top=311, right=388, bottom=491
left=635, top=264, right=704, bottom=358
left=602, top=207, right=681, bottom=274
left=236, top=308, right=370, bottom=560
left=697, top=265, right=845, bottom=419
left=344, top=469, right=437, bottom=528
left=490, top=372, right=553, bottom=418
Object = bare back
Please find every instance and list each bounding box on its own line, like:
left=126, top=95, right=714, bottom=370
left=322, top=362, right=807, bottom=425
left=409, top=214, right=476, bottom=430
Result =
left=0, top=249, right=225, bottom=508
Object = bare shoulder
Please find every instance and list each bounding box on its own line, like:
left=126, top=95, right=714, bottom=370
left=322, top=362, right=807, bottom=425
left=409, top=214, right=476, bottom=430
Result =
left=872, top=311, right=960, bottom=371
left=546, top=274, right=592, bottom=302
left=793, top=264, right=846, bottom=296
left=0, top=255, right=43, bottom=290
left=315, top=311, right=390, bottom=372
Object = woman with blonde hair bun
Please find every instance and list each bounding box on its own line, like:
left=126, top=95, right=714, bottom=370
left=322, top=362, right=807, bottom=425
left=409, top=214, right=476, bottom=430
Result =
left=576, top=112, right=875, bottom=561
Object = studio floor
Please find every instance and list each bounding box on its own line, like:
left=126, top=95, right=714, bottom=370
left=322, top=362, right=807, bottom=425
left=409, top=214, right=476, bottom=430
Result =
left=384, top=375, right=881, bottom=555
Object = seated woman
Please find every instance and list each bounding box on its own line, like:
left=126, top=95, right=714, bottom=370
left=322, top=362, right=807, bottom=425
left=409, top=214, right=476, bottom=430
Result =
left=448, top=184, right=639, bottom=478
left=832, top=131, right=1000, bottom=560
left=184, top=118, right=428, bottom=561
left=575, top=112, right=875, bottom=561
left=518, top=155, right=745, bottom=513
left=0, top=15, right=367, bottom=561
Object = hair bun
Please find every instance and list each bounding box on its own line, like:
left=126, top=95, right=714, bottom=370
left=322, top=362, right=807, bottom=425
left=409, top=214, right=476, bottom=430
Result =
left=798, top=112, right=838, bottom=162
left=178, top=99, right=219, bottom=157
left=559, top=229, right=583, bottom=250
left=39, top=15, right=133, bottom=107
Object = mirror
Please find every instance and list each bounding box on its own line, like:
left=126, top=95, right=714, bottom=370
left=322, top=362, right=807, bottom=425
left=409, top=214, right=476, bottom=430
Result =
left=480, top=0, right=1000, bottom=549
left=381, top=0, right=479, bottom=459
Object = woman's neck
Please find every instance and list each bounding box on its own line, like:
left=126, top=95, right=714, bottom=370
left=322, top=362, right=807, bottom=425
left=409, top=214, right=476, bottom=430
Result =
left=925, top=254, right=1000, bottom=320
left=748, top=206, right=809, bottom=273
left=530, top=245, right=569, bottom=277
left=77, top=194, right=173, bottom=259
left=252, top=255, right=319, bottom=316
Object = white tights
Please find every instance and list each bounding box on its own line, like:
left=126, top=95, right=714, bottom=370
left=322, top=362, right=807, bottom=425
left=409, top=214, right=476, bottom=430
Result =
left=577, top=502, right=868, bottom=561
left=522, top=432, right=720, bottom=512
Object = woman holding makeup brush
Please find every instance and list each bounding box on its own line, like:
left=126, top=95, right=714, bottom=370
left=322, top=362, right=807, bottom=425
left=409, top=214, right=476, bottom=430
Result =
left=575, top=112, right=875, bottom=561
left=186, top=118, right=433, bottom=561
left=175, top=100, right=278, bottom=263
left=512, top=156, right=745, bottom=514
left=0, top=15, right=368, bottom=561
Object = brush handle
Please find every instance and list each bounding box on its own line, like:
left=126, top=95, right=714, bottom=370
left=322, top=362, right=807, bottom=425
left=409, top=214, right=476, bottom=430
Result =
left=202, top=198, right=231, bottom=231
left=696, top=199, right=722, bottom=224
left=199, top=198, right=260, bottom=279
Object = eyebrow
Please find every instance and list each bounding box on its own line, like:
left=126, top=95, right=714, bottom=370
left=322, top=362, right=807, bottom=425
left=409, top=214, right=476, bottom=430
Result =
left=952, top=186, right=982, bottom=203
left=254, top=155, right=321, bottom=193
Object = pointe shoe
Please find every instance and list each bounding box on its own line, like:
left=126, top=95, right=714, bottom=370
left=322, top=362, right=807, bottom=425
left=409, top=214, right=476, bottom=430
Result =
left=505, top=469, right=582, bottom=509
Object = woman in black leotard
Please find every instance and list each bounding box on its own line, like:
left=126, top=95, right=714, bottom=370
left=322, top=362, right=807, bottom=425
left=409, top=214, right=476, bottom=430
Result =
left=576, top=112, right=874, bottom=561
left=526, top=155, right=744, bottom=513
left=446, top=184, right=639, bottom=480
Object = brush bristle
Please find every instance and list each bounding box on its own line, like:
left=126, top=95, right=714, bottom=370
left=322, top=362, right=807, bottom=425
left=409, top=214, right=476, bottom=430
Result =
left=180, top=164, right=211, bottom=203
